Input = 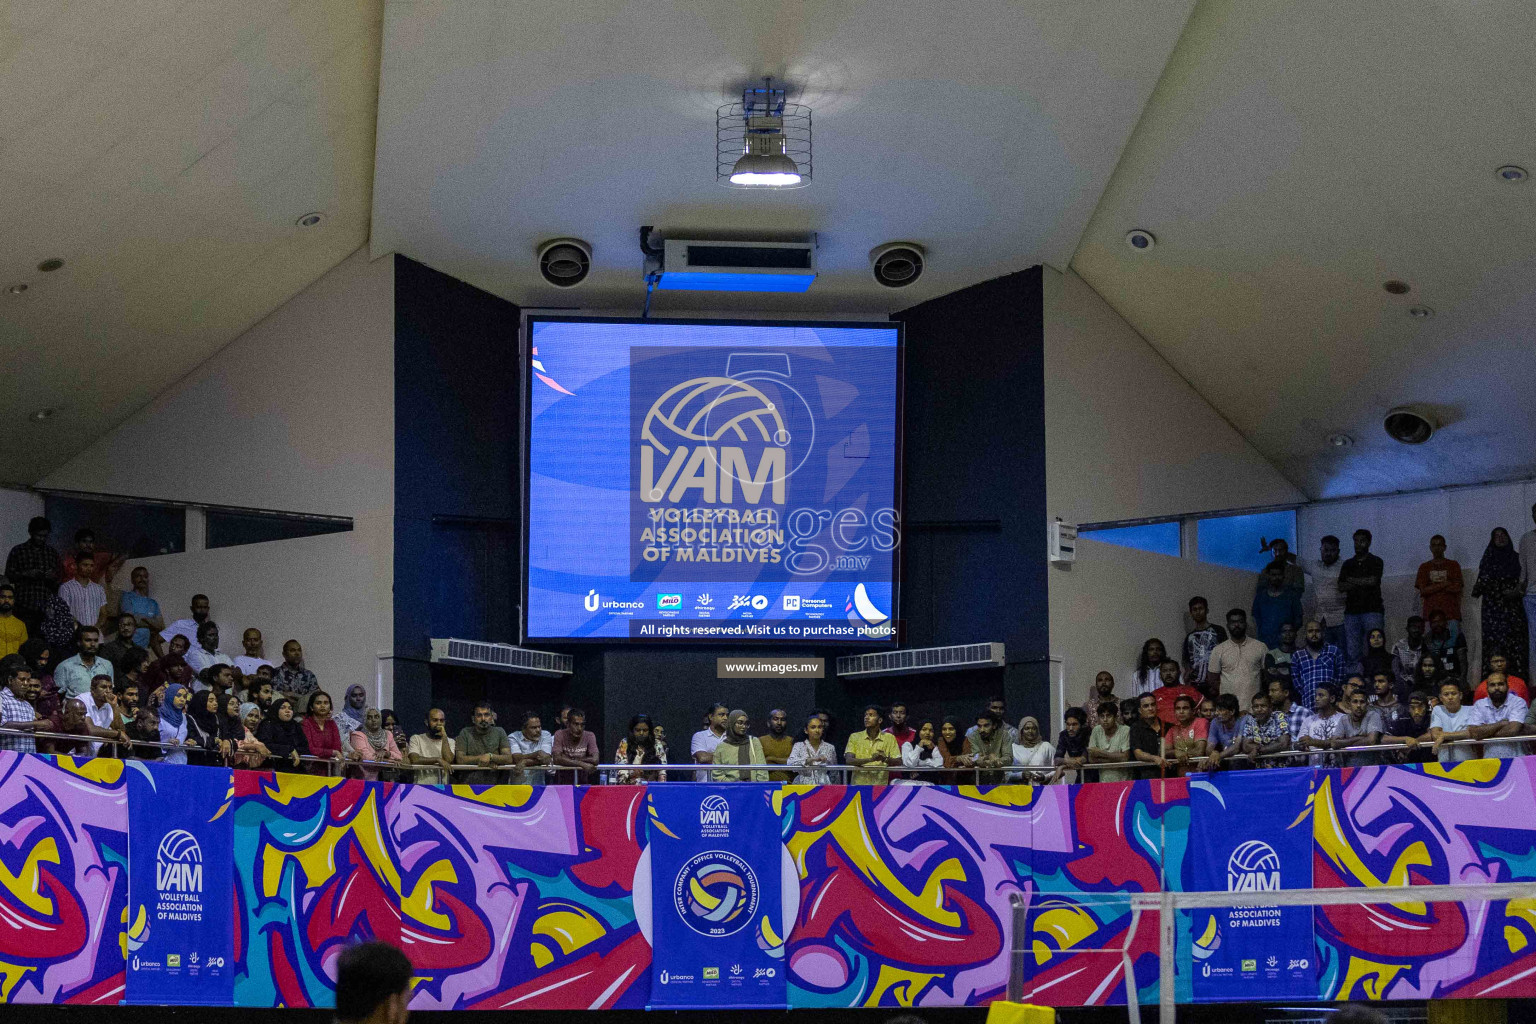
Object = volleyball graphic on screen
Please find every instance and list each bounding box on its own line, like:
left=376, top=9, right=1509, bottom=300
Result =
left=672, top=850, right=760, bottom=937
left=641, top=376, right=787, bottom=455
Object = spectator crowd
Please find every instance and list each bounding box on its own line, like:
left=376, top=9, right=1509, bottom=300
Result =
left=5, top=512, right=1536, bottom=784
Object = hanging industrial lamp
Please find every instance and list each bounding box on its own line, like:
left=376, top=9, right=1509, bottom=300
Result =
left=718, top=77, right=811, bottom=188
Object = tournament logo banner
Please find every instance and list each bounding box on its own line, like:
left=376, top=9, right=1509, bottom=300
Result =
left=645, top=787, right=787, bottom=1009
left=1186, top=768, right=1316, bottom=1002
left=126, top=762, right=234, bottom=1005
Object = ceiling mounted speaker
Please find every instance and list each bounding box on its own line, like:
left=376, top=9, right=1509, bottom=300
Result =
left=871, top=242, right=925, bottom=288
left=537, top=238, right=591, bottom=287
left=1383, top=405, right=1436, bottom=445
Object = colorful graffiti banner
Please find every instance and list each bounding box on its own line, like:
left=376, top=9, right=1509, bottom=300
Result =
left=7, top=751, right=1536, bottom=1009
left=645, top=786, right=786, bottom=1008
left=126, top=762, right=235, bottom=1005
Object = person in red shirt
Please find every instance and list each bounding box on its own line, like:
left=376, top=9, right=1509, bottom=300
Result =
left=1473, top=649, right=1530, bottom=702
left=1163, top=694, right=1209, bottom=775
left=884, top=701, right=916, bottom=747
left=1150, top=659, right=1204, bottom=725
left=1414, top=535, right=1464, bottom=637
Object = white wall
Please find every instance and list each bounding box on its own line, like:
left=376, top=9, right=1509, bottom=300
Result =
left=0, top=486, right=44, bottom=553
left=1044, top=267, right=1303, bottom=722
left=1043, top=267, right=1305, bottom=525
left=1298, top=479, right=1536, bottom=672
left=39, top=247, right=395, bottom=700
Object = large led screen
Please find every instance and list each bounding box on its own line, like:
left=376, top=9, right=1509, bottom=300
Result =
left=524, top=316, right=902, bottom=642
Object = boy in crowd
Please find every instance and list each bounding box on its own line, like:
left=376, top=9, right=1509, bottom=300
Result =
left=1204, top=694, right=1245, bottom=770
left=1183, top=597, right=1226, bottom=695
left=1298, top=683, right=1348, bottom=766
left=1264, top=622, right=1298, bottom=691
left=1150, top=659, right=1203, bottom=724
left=1385, top=690, right=1434, bottom=763
left=1369, top=671, right=1400, bottom=718
left=1239, top=692, right=1290, bottom=769
left=1430, top=682, right=1479, bottom=763
left=1087, top=700, right=1132, bottom=783
left=1164, top=694, right=1208, bottom=774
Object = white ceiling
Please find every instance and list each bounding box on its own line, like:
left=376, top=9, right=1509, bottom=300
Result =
left=6, top=0, right=1536, bottom=500
left=368, top=0, right=1197, bottom=313
left=0, top=0, right=382, bottom=482
left=1072, top=0, right=1536, bottom=498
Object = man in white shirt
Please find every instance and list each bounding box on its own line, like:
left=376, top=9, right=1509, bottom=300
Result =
left=1522, top=504, right=1536, bottom=680
left=691, top=703, right=730, bottom=771
left=233, top=627, right=275, bottom=679
left=161, top=593, right=211, bottom=648
left=407, top=708, right=456, bottom=785
left=1297, top=682, right=1348, bottom=767
left=1470, top=673, right=1530, bottom=761
left=1305, top=535, right=1347, bottom=654
left=57, top=554, right=107, bottom=629
left=1430, top=681, right=1480, bottom=764
left=506, top=710, right=554, bottom=784
left=1207, top=608, right=1268, bottom=707
left=80, top=672, right=129, bottom=757
left=186, top=621, right=234, bottom=677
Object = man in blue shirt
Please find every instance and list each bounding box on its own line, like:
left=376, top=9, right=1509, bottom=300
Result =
left=1290, top=620, right=1343, bottom=709
left=1252, top=562, right=1304, bottom=648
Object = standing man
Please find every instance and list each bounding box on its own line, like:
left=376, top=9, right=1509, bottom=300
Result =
left=0, top=654, right=48, bottom=753
left=1304, top=535, right=1347, bottom=652
left=1183, top=597, right=1227, bottom=695
left=54, top=625, right=112, bottom=698
left=407, top=708, right=456, bottom=785
left=1339, top=529, right=1386, bottom=672
left=234, top=628, right=274, bottom=680
left=507, top=711, right=554, bottom=784
left=1251, top=562, right=1305, bottom=649
left=846, top=705, right=902, bottom=785
left=4, top=517, right=62, bottom=636
left=454, top=702, right=514, bottom=784
left=186, top=621, right=233, bottom=678
left=160, top=594, right=212, bottom=649
left=1415, top=535, right=1464, bottom=643
left=1391, top=617, right=1428, bottom=695
left=56, top=553, right=107, bottom=630
left=272, top=639, right=321, bottom=708
left=1290, top=620, right=1344, bottom=709
left=0, top=582, right=28, bottom=658
left=1522, top=503, right=1536, bottom=678
left=760, top=708, right=795, bottom=783
left=691, top=703, right=730, bottom=769
left=1472, top=673, right=1529, bottom=761
left=551, top=708, right=599, bottom=783
left=61, top=529, right=123, bottom=588
left=1206, top=609, right=1268, bottom=707
left=118, top=566, right=165, bottom=656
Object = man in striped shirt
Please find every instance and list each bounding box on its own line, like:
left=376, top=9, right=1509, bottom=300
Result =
left=0, top=654, right=48, bottom=753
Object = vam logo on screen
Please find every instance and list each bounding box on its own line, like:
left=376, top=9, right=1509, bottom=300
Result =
left=639, top=375, right=798, bottom=506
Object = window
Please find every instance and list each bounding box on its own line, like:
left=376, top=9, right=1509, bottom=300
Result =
left=43, top=496, right=186, bottom=559
left=205, top=510, right=351, bottom=550
left=1080, top=521, right=1181, bottom=558
left=1197, top=510, right=1296, bottom=572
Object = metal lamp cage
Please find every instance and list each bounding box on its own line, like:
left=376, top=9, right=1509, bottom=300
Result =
left=716, top=83, right=812, bottom=188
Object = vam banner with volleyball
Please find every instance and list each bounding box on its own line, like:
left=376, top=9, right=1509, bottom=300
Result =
left=1186, top=769, right=1317, bottom=1002
left=125, top=762, right=235, bottom=1005
left=644, top=785, right=788, bottom=1009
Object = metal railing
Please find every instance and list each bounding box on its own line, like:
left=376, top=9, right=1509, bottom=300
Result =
left=5, top=727, right=1531, bottom=784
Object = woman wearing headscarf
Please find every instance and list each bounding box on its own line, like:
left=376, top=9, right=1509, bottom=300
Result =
left=614, top=713, right=667, bottom=783
left=185, top=688, right=223, bottom=766
left=217, top=693, right=252, bottom=767
left=257, top=697, right=309, bottom=772
left=1361, top=628, right=1395, bottom=685
left=349, top=707, right=404, bottom=781
left=300, top=690, right=346, bottom=774
left=382, top=709, right=409, bottom=756
left=1011, top=716, right=1058, bottom=783
left=334, top=684, right=368, bottom=737
left=899, top=719, right=945, bottom=784
left=231, top=702, right=270, bottom=770
left=156, top=683, right=195, bottom=765
left=1473, top=527, right=1529, bottom=677
left=712, top=710, right=768, bottom=781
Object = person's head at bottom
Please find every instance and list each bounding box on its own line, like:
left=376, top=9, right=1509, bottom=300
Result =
left=1327, top=1006, right=1387, bottom=1024
left=335, top=941, right=412, bottom=1024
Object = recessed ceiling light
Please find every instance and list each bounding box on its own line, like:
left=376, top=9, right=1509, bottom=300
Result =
left=1408, top=305, right=1434, bottom=318
left=6, top=283, right=28, bottom=295
left=1382, top=280, right=1411, bottom=295
left=36, top=258, right=64, bottom=273
left=1327, top=433, right=1353, bottom=448
left=29, top=408, right=55, bottom=422
left=1125, top=229, right=1156, bottom=251
left=295, top=212, right=325, bottom=228
left=1496, top=165, right=1528, bottom=183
